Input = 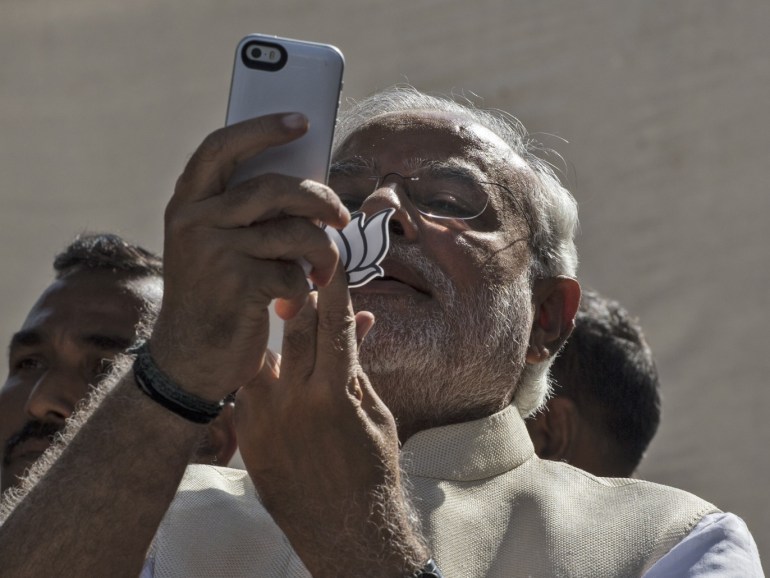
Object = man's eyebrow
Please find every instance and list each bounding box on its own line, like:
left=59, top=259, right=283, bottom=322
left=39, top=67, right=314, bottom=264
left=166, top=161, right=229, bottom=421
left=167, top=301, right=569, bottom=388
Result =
left=79, top=334, right=134, bottom=351
left=410, top=158, right=486, bottom=183
left=8, top=330, right=42, bottom=353
left=329, top=157, right=376, bottom=175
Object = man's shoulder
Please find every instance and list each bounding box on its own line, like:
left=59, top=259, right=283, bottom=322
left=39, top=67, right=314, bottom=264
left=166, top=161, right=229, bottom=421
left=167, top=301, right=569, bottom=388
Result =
left=535, top=456, right=717, bottom=513
left=527, top=458, right=721, bottom=562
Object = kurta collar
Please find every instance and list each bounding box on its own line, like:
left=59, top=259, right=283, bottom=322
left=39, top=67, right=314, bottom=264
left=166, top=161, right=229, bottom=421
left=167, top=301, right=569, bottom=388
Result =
left=399, top=405, right=534, bottom=482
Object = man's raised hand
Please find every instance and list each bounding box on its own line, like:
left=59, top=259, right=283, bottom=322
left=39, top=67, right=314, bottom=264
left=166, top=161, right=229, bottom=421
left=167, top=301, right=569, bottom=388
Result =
left=150, top=113, right=350, bottom=403
left=235, top=265, right=429, bottom=577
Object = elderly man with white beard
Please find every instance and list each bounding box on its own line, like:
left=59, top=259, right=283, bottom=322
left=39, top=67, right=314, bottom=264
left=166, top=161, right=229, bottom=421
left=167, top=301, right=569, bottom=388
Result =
left=0, top=87, right=762, bottom=577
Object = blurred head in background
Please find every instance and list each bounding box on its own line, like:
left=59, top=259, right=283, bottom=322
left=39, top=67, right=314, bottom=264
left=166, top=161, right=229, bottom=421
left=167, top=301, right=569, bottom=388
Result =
left=527, top=288, right=661, bottom=477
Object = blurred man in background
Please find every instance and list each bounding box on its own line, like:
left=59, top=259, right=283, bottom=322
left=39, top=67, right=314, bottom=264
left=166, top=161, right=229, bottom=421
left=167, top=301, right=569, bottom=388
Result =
left=527, top=288, right=661, bottom=477
left=0, top=233, right=236, bottom=494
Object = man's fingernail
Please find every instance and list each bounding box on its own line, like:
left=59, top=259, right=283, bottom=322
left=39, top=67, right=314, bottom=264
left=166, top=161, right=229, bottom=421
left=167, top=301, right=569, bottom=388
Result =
left=282, top=113, right=306, bottom=129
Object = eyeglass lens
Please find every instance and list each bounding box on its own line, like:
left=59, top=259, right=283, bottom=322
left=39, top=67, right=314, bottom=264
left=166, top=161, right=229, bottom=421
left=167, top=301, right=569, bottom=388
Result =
left=328, top=171, right=489, bottom=220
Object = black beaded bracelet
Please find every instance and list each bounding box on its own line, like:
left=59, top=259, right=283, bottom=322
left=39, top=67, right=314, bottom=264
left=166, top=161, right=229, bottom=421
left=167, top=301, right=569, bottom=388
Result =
left=131, top=341, right=224, bottom=424
left=411, top=558, right=444, bottom=578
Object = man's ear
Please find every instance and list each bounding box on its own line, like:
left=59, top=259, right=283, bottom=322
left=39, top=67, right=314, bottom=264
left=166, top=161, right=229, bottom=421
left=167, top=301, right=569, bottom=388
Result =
left=527, top=277, right=580, bottom=364
left=526, top=397, right=579, bottom=462
left=193, top=403, right=238, bottom=466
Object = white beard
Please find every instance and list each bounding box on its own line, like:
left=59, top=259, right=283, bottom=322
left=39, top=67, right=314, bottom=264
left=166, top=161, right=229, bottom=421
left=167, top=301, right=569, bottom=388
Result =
left=352, top=243, right=532, bottom=433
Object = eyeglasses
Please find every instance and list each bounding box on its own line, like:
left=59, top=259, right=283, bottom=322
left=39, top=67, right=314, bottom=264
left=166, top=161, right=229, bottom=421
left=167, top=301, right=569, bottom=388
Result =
left=328, top=171, right=496, bottom=221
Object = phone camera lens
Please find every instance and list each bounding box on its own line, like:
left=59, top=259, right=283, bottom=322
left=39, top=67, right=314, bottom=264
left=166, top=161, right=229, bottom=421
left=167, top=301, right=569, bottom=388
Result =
left=242, top=41, right=285, bottom=70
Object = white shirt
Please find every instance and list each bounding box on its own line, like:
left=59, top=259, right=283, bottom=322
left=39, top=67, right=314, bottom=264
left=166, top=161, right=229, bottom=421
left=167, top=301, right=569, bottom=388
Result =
left=644, top=512, right=763, bottom=577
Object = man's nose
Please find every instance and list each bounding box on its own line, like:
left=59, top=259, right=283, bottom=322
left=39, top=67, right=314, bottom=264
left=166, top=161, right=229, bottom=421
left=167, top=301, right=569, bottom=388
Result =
left=359, top=184, right=419, bottom=241
left=24, top=369, right=84, bottom=425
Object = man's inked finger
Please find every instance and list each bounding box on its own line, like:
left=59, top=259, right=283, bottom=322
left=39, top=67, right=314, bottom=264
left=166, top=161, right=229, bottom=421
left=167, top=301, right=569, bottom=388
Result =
left=174, top=113, right=309, bottom=204
left=280, top=292, right=320, bottom=382
left=314, top=263, right=357, bottom=378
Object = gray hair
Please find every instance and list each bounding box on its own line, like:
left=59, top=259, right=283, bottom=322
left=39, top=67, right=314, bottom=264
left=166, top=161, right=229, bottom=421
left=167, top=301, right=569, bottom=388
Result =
left=334, top=86, right=579, bottom=415
left=334, top=86, right=578, bottom=280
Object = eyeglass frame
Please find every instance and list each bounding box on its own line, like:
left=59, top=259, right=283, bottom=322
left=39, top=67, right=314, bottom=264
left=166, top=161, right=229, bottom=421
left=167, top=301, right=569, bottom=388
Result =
left=328, top=165, right=534, bottom=236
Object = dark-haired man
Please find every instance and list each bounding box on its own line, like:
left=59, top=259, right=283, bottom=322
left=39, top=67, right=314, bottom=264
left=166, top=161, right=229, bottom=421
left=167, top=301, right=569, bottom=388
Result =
left=527, top=288, right=661, bottom=477
left=0, top=90, right=762, bottom=576
left=0, top=233, right=237, bottom=494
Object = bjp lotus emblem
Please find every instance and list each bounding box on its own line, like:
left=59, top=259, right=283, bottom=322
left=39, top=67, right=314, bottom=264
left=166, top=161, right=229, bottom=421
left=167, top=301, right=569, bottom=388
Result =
left=323, top=208, right=395, bottom=288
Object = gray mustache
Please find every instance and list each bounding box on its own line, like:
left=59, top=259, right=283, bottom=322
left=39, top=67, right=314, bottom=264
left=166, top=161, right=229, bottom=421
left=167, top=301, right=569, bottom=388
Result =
left=386, top=243, right=455, bottom=297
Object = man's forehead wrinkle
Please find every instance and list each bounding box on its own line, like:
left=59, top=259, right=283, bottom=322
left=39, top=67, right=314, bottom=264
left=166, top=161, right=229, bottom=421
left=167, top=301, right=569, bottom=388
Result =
left=9, top=275, right=154, bottom=350
left=340, top=127, right=508, bottom=169
left=366, top=109, right=518, bottom=159
left=62, top=268, right=162, bottom=305
left=345, top=111, right=467, bottom=148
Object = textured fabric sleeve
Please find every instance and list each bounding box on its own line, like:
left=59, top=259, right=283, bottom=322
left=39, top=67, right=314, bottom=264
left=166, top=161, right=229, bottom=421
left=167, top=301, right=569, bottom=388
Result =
left=642, top=512, right=764, bottom=577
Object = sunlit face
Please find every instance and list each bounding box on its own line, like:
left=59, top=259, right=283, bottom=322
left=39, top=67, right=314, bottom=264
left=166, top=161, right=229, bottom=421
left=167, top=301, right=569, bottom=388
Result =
left=0, top=270, right=161, bottom=491
left=333, top=111, right=536, bottom=435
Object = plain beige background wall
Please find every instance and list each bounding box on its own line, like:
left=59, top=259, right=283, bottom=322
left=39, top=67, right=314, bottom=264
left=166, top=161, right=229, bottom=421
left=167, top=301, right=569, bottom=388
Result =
left=2, top=0, right=768, bottom=560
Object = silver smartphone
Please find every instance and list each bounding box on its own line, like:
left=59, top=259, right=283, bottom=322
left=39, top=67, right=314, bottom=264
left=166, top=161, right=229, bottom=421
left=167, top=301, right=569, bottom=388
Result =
left=226, top=35, right=345, bottom=352
left=226, top=34, right=345, bottom=186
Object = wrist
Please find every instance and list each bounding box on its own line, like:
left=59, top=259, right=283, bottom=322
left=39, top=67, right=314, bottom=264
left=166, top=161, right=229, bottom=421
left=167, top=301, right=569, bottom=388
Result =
left=287, top=491, right=431, bottom=578
left=130, top=341, right=226, bottom=424
left=367, top=491, right=432, bottom=578
left=144, top=315, right=239, bottom=403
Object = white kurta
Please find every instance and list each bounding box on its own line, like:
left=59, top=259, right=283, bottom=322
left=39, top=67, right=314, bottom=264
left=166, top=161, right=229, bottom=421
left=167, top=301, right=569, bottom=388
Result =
left=144, top=406, right=762, bottom=577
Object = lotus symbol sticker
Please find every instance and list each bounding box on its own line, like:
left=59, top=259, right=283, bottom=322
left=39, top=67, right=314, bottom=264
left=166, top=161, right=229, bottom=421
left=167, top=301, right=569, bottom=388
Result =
left=323, top=208, right=395, bottom=287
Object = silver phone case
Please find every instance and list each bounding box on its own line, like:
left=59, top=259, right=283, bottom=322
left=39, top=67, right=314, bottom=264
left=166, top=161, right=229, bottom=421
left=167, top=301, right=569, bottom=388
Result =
left=226, top=34, right=344, bottom=185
